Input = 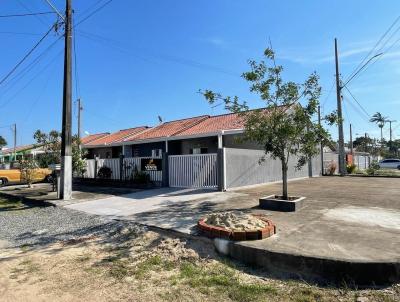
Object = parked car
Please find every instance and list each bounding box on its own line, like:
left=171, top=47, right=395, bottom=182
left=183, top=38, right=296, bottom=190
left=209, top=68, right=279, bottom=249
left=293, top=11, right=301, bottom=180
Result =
left=377, top=159, right=400, bottom=170
left=0, top=168, right=52, bottom=187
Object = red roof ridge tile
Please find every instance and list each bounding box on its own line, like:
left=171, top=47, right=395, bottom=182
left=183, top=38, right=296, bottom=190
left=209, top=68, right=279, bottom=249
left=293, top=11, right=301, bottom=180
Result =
left=161, top=114, right=209, bottom=124
left=171, top=115, right=210, bottom=136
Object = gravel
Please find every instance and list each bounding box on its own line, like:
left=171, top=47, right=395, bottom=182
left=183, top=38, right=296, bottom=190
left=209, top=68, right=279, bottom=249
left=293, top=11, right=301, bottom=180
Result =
left=0, top=204, right=131, bottom=248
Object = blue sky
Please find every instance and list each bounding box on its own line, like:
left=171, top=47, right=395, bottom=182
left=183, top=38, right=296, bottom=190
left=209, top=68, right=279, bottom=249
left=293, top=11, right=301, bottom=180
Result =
left=1, top=0, right=400, bottom=147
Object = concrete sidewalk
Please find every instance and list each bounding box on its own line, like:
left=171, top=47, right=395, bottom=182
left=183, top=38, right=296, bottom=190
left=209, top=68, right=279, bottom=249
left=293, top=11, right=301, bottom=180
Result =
left=65, top=187, right=247, bottom=233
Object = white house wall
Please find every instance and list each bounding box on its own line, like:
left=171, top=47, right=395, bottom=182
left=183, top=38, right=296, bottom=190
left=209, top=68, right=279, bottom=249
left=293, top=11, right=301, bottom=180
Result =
left=224, top=147, right=321, bottom=189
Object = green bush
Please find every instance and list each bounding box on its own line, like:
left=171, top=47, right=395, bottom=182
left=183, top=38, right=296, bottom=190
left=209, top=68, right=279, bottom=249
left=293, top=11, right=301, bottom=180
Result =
left=133, top=170, right=151, bottom=184
left=98, top=166, right=112, bottom=179
left=366, top=161, right=380, bottom=176
left=346, top=163, right=357, bottom=174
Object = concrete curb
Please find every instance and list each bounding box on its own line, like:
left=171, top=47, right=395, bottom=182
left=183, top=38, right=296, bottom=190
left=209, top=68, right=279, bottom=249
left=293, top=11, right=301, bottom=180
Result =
left=228, top=241, right=400, bottom=286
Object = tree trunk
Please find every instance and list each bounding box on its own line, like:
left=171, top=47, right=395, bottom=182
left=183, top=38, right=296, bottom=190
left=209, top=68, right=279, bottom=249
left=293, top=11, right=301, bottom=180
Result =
left=380, top=127, right=383, bottom=143
left=281, top=160, right=288, bottom=200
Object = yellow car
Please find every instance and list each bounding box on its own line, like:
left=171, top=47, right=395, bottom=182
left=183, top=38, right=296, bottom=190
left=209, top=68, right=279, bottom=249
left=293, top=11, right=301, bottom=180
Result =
left=0, top=168, right=52, bottom=187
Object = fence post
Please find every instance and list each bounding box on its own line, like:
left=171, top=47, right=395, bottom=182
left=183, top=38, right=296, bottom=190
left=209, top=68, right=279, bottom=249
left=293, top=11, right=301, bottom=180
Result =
left=119, top=154, right=124, bottom=181
left=217, top=148, right=225, bottom=191
left=94, top=157, right=98, bottom=179
left=162, top=152, right=169, bottom=187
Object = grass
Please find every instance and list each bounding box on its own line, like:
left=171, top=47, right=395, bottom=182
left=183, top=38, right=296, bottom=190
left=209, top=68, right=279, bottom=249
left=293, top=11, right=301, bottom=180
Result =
left=10, top=259, right=40, bottom=280
left=177, top=261, right=277, bottom=302
left=0, top=195, right=24, bottom=210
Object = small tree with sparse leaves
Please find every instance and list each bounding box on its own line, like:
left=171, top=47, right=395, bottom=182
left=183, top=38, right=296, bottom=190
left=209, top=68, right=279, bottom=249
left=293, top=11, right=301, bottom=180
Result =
left=19, top=158, right=37, bottom=188
left=201, top=48, right=336, bottom=200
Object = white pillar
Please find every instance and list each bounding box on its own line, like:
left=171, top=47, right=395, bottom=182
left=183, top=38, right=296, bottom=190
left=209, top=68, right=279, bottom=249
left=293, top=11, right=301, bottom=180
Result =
left=218, top=133, right=223, bottom=149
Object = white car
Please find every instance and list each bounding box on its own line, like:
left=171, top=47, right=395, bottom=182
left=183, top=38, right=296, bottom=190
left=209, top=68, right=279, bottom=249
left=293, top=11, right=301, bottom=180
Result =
left=378, top=159, right=400, bottom=169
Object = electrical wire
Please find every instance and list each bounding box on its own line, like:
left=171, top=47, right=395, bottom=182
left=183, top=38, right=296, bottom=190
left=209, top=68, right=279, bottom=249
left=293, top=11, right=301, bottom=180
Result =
left=75, top=0, right=114, bottom=27
left=343, top=86, right=371, bottom=119
left=0, top=24, right=56, bottom=86
left=0, top=31, right=42, bottom=36
left=0, top=35, right=63, bottom=99
left=16, top=0, right=51, bottom=28
left=77, top=30, right=239, bottom=77
left=345, top=14, right=400, bottom=83
left=0, top=12, right=55, bottom=18
left=0, top=49, right=63, bottom=109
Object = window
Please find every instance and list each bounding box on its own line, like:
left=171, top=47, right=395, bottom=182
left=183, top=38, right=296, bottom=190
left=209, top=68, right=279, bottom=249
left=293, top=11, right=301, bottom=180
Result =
left=190, top=147, right=208, bottom=154
left=133, top=148, right=140, bottom=157
left=152, top=149, right=162, bottom=158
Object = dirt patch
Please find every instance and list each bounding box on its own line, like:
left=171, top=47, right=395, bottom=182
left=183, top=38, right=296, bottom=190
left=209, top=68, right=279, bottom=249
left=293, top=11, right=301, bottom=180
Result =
left=0, top=225, right=399, bottom=302
left=204, top=212, right=266, bottom=231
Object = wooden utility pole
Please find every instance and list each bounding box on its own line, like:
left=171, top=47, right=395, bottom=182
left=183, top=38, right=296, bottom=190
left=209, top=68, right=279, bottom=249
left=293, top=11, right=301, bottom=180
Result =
left=335, top=38, right=346, bottom=175
left=60, top=0, right=73, bottom=200
left=318, top=105, right=324, bottom=175
left=77, top=98, right=82, bottom=140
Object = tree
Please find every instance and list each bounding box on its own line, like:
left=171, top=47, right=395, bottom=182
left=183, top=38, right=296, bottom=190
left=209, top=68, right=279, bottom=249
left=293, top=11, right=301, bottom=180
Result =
left=353, top=136, right=374, bottom=153
left=201, top=48, right=335, bottom=200
left=0, top=136, right=7, bottom=148
left=33, top=130, right=86, bottom=174
left=369, top=112, right=389, bottom=143
left=19, top=158, right=37, bottom=188
left=34, top=130, right=61, bottom=168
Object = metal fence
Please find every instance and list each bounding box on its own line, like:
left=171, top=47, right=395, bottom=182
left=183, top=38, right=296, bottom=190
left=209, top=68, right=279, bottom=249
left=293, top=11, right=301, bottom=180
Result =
left=168, top=154, right=218, bottom=188
left=83, top=156, right=162, bottom=182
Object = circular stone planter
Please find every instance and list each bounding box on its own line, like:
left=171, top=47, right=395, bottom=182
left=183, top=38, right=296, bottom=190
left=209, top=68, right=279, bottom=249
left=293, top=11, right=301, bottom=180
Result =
left=197, top=215, right=276, bottom=241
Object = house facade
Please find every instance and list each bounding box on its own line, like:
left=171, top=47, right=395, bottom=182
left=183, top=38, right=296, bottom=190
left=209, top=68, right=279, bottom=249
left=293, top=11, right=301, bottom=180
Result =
left=81, top=112, right=321, bottom=190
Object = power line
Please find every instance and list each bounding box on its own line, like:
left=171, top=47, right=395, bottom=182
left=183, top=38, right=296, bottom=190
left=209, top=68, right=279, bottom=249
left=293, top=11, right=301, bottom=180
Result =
left=0, top=49, right=63, bottom=109
left=16, top=0, right=51, bottom=28
left=321, top=78, right=335, bottom=109
left=0, top=31, right=42, bottom=36
left=0, top=12, right=55, bottom=18
left=0, top=24, right=57, bottom=86
left=77, top=30, right=238, bottom=77
left=0, top=36, right=63, bottom=97
left=345, top=14, right=400, bottom=83
left=75, top=0, right=114, bottom=27
left=343, top=86, right=371, bottom=119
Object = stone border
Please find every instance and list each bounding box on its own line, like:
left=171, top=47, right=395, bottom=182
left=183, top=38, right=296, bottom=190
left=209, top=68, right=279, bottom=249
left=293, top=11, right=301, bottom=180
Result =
left=197, top=215, right=276, bottom=241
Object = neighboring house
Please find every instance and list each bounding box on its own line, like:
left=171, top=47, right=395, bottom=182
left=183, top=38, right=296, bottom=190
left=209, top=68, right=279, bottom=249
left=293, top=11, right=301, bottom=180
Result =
left=82, top=113, right=250, bottom=159
left=0, top=144, right=45, bottom=164
left=81, top=111, right=321, bottom=190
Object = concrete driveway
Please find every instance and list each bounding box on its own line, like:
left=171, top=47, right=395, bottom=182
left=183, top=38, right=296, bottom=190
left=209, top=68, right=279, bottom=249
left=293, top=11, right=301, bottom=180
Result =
left=65, top=187, right=247, bottom=233
left=65, top=177, right=400, bottom=265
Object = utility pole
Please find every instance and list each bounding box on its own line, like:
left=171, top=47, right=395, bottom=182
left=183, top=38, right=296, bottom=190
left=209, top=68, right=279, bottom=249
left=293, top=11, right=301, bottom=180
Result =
left=60, top=0, right=73, bottom=200
left=77, top=98, right=83, bottom=140
left=350, top=123, right=353, bottom=156
left=389, top=120, right=396, bottom=142
left=335, top=38, right=346, bottom=175
left=318, top=105, right=324, bottom=175
left=13, top=124, right=16, bottom=162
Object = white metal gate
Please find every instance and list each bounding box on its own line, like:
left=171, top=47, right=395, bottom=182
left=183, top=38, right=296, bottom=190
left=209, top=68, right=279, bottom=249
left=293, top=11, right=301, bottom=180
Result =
left=168, top=154, right=218, bottom=188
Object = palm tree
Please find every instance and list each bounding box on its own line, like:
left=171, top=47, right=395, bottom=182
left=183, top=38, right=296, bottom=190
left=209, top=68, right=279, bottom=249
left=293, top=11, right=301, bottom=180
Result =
left=370, top=112, right=389, bottom=143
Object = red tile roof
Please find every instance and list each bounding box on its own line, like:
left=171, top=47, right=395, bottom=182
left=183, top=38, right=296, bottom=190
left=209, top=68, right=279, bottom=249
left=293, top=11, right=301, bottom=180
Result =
left=124, top=115, right=209, bottom=142
left=81, top=133, right=109, bottom=145
left=85, top=127, right=149, bottom=146
left=176, top=112, right=245, bottom=136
